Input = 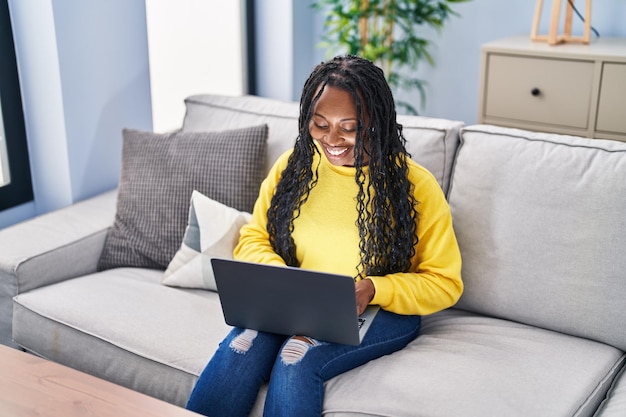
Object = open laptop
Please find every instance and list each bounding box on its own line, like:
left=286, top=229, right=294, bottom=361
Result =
left=211, top=258, right=380, bottom=346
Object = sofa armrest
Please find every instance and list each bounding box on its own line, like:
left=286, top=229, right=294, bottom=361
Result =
left=0, top=189, right=117, bottom=346
left=0, top=189, right=117, bottom=294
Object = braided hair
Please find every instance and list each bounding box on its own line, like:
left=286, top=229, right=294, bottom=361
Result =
left=266, top=55, right=419, bottom=278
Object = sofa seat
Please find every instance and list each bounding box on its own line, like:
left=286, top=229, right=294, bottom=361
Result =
left=326, top=309, right=624, bottom=417
left=596, top=367, right=626, bottom=416
left=13, top=272, right=624, bottom=416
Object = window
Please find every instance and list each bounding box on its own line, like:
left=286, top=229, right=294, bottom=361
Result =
left=0, top=0, right=33, bottom=210
left=145, top=0, right=253, bottom=132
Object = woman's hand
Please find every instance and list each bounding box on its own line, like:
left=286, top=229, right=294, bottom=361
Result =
left=355, top=278, right=375, bottom=316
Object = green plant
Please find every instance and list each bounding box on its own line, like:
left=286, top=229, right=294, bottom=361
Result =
left=313, top=0, right=470, bottom=114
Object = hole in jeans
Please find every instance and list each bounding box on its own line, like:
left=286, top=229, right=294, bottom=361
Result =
left=281, top=336, right=318, bottom=365
left=229, top=329, right=258, bottom=354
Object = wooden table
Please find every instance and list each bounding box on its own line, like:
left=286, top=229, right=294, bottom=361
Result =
left=0, top=344, right=200, bottom=416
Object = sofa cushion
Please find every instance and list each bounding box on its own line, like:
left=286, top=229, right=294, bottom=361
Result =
left=182, top=94, right=463, bottom=194
left=398, top=114, right=463, bottom=195
left=163, top=190, right=251, bottom=290
left=449, top=125, right=626, bottom=350
left=97, top=126, right=267, bottom=271
left=595, top=367, right=626, bottom=417
left=324, top=309, right=625, bottom=417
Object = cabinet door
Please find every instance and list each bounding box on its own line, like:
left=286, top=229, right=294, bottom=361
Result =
left=596, top=63, right=626, bottom=134
left=484, top=54, right=594, bottom=129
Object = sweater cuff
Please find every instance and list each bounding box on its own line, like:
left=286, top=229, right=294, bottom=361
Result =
left=368, top=276, right=393, bottom=307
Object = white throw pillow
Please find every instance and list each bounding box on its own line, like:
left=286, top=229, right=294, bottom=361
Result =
left=162, top=190, right=251, bottom=290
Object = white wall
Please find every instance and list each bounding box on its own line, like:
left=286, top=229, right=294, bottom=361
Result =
left=52, top=1, right=152, bottom=200
left=254, top=0, right=319, bottom=103
left=8, top=0, right=71, bottom=220
left=292, top=1, right=317, bottom=102
left=1, top=0, right=152, bottom=228
left=0, top=99, right=9, bottom=186
left=254, top=0, right=294, bottom=102
left=145, top=0, right=247, bottom=132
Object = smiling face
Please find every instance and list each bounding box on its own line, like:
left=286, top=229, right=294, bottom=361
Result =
left=308, top=85, right=368, bottom=167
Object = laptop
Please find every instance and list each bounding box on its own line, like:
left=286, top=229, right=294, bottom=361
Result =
left=211, top=258, right=380, bottom=346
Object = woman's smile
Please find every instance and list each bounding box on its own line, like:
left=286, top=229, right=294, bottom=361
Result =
left=322, top=144, right=350, bottom=160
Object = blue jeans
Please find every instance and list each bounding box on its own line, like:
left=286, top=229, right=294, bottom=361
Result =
left=186, top=310, right=421, bottom=417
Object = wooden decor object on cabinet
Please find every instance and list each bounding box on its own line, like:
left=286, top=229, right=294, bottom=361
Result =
left=531, top=0, right=592, bottom=45
left=478, top=36, right=626, bottom=142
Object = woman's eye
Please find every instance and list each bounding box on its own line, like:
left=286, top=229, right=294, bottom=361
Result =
left=313, top=122, right=328, bottom=129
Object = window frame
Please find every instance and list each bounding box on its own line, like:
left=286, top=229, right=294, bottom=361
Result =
left=0, top=0, right=33, bottom=211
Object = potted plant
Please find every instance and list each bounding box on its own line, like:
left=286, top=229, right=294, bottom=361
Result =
left=313, top=0, right=470, bottom=114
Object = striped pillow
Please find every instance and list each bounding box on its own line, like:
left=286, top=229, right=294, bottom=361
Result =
left=162, top=190, right=251, bottom=290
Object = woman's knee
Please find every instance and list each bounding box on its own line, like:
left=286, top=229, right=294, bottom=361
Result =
left=279, top=336, right=323, bottom=365
left=228, top=329, right=259, bottom=354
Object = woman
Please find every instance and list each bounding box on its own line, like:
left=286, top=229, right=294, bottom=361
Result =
left=186, top=55, right=463, bottom=417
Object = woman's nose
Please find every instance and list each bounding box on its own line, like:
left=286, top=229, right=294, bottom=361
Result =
left=325, top=128, right=341, bottom=145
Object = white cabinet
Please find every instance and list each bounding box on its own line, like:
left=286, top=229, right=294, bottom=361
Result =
left=478, top=36, right=626, bottom=141
left=596, top=63, right=626, bottom=135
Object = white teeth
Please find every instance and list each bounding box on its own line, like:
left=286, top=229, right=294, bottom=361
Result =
left=327, top=147, right=347, bottom=156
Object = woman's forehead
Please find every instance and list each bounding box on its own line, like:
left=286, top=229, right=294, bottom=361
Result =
left=311, top=83, right=367, bottom=118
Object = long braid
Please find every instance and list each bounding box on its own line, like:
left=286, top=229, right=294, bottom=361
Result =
left=267, top=55, right=418, bottom=276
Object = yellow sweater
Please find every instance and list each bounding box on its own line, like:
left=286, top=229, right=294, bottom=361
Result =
left=234, top=148, right=463, bottom=315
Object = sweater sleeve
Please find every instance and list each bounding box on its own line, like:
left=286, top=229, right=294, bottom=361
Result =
left=368, top=166, right=463, bottom=316
left=233, top=150, right=292, bottom=266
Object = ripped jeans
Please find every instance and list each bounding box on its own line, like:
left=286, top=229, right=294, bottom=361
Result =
left=186, top=310, right=421, bottom=417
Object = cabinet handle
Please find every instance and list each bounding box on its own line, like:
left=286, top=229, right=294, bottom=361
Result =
left=531, top=87, right=541, bottom=96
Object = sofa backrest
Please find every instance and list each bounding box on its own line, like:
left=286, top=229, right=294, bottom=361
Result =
left=398, top=115, right=462, bottom=195
left=183, top=94, right=299, bottom=175
left=449, top=125, right=626, bottom=350
left=181, top=94, right=463, bottom=194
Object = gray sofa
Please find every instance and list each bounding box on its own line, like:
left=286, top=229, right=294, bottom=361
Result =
left=1, top=94, right=626, bottom=417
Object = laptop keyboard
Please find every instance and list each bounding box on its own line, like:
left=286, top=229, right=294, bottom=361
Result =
left=358, top=318, right=366, bottom=329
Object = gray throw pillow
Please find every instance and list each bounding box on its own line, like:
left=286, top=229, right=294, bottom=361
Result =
left=97, top=125, right=268, bottom=271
